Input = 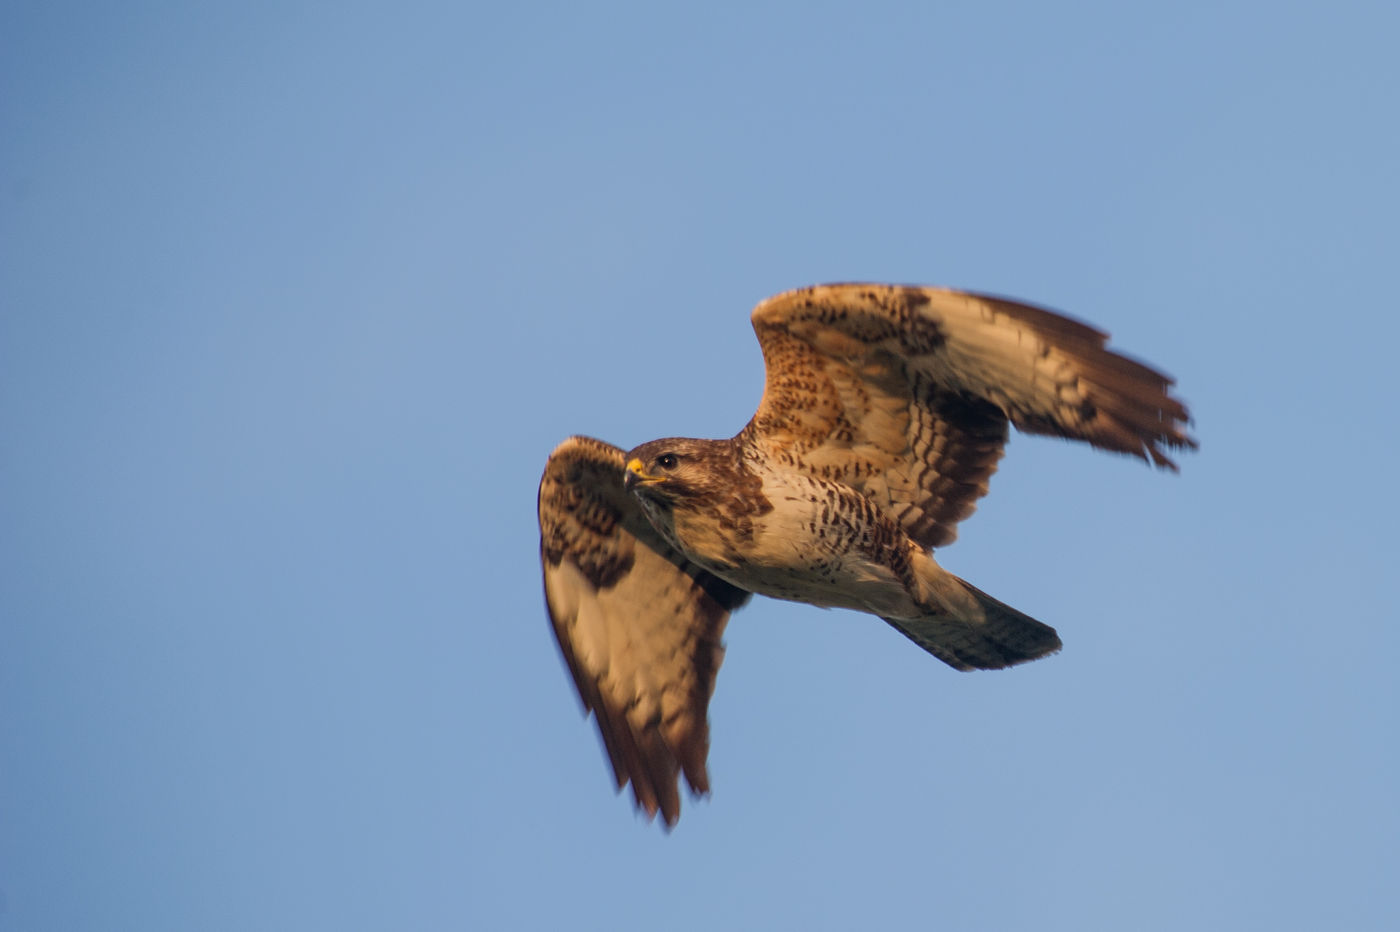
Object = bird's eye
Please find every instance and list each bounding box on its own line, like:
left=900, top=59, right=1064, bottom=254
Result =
left=656, top=453, right=679, bottom=470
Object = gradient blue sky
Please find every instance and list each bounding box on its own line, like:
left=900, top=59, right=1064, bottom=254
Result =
left=3, top=2, right=1397, bottom=930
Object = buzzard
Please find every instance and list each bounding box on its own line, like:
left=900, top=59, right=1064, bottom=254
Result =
left=538, top=284, right=1194, bottom=826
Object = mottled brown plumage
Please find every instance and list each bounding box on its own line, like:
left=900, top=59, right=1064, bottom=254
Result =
left=539, top=438, right=748, bottom=824
left=539, top=284, right=1195, bottom=826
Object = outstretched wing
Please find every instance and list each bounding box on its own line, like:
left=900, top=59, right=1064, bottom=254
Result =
left=742, top=284, right=1196, bottom=549
left=538, top=435, right=751, bottom=826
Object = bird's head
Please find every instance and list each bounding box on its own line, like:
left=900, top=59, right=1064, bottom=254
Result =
left=622, top=438, right=718, bottom=503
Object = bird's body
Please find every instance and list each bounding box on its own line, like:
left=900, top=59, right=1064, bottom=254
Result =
left=625, top=434, right=1061, bottom=668
left=644, top=448, right=924, bottom=616
left=734, top=467, right=922, bottom=614
left=539, top=283, right=1196, bottom=826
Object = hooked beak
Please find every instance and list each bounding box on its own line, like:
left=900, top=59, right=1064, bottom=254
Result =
left=624, top=457, right=663, bottom=491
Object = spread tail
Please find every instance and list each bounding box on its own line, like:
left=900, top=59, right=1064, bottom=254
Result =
left=883, top=575, right=1062, bottom=672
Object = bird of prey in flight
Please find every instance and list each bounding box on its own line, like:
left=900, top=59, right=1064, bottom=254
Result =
left=538, top=283, right=1195, bottom=826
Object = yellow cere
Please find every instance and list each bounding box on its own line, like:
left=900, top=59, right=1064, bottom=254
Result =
left=626, top=458, right=665, bottom=483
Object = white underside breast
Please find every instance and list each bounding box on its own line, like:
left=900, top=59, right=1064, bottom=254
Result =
left=697, top=471, right=930, bottom=619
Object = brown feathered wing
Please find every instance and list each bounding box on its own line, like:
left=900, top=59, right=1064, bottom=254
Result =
left=538, top=436, right=750, bottom=826
left=741, top=284, right=1196, bottom=549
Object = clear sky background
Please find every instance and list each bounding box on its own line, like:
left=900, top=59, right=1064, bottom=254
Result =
left=3, top=2, right=1397, bottom=930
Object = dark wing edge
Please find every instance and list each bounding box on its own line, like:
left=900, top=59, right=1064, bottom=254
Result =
left=538, top=435, right=750, bottom=827
left=970, top=290, right=1198, bottom=470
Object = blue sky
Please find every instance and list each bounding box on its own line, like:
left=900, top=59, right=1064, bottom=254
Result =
left=3, top=2, right=1397, bottom=929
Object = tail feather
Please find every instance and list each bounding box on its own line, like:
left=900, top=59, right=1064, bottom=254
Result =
left=883, top=577, right=1062, bottom=671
